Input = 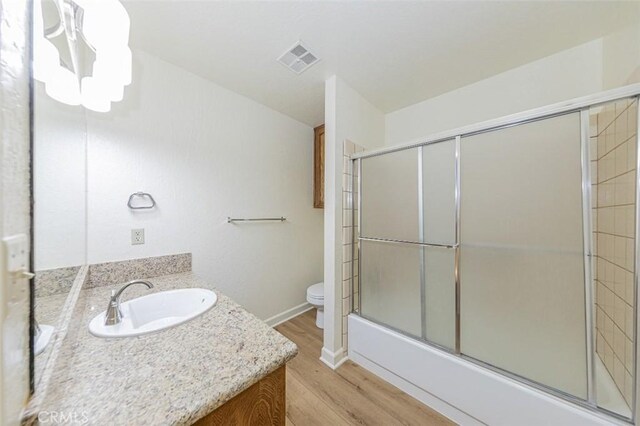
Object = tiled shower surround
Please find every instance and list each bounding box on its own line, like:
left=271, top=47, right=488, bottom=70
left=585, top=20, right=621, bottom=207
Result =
left=342, top=140, right=364, bottom=350
left=593, top=98, right=638, bottom=406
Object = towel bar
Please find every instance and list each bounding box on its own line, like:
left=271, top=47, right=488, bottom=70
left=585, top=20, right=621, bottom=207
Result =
left=227, top=217, right=286, bottom=223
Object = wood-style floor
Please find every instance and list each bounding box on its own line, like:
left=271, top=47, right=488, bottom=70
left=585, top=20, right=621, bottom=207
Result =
left=276, top=310, right=454, bottom=426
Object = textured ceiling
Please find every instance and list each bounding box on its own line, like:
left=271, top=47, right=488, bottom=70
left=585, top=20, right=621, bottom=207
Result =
left=124, top=1, right=640, bottom=126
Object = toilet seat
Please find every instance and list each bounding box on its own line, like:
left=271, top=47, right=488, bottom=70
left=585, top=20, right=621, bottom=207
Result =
left=306, top=282, right=324, bottom=304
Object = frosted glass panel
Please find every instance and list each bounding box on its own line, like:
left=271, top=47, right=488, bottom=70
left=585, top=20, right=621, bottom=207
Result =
left=424, top=246, right=455, bottom=349
left=460, top=113, right=587, bottom=399
left=423, top=140, right=456, bottom=246
left=360, top=240, right=422, bottom=338
left=361, top=148, right=419, bottom=242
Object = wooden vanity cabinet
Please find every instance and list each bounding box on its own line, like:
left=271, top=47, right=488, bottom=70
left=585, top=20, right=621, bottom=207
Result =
left=193, top=366, right=286, bottom=425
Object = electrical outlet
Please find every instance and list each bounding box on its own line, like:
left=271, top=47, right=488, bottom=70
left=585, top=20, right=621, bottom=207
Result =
left=131, top=229, right=145, bottom=245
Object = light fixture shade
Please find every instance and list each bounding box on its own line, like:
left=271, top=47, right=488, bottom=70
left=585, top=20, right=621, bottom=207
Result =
left=81, top=76, right=111, bottom=112
left=76, top=0, right=130, bottom=49
left=34, top=0, right=131, bottom=111
left=45, top=67, right=81, bottom=105
left=34, top=38, right=61, bottom=84
left=33, top=0, right=61, bottom=84
left=94, top=47, right=132, bottom=88
left=121, top=47, right=132, bottom=86
left=89, top=68, right=124, bottom=102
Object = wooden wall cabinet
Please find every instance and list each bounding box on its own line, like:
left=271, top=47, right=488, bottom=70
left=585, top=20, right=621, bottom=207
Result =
left=314, top=124, right=325, bottom=209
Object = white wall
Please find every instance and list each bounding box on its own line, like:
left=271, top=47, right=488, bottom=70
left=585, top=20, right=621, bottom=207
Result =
left=385, top=20, right=640, bottom=147
left=332, top=79, right=386, bottom=149
left=37, top=49, right=323, bottom=322
left=34, top=87, right=87, bottom=270
left=88, top=50, right=323, bottom=321
left=0, top=0, right=31, bottom=423
left=385, top=39, right=604, bottom=146
left=322, top=76, right=384, bottom=367
left=602, top=23, right=640, bottom=90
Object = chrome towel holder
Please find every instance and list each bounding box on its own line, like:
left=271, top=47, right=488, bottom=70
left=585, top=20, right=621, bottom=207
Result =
left=127, top=192, right=156, bottom=210
left=227, top=216, right=286, bottom=223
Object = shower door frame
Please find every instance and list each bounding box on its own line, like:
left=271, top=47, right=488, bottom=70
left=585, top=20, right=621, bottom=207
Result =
left=351, top=83, right=640, bottom=423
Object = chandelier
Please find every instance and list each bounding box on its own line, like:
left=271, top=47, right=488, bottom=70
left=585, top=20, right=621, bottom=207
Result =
left=33, top=0, right=132, bottom=112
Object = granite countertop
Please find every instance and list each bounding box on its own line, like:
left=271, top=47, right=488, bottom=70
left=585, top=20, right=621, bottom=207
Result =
left=38, top=272, right=298, bottom=425
left=34, top=291, right=70, bottom=381
left=35, top=292, right=69, bottom=326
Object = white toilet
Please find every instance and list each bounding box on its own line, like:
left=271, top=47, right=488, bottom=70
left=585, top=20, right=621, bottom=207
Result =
left=306, top=282, right=324, bottom=329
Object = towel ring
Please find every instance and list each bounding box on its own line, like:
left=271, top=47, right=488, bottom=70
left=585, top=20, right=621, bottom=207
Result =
left=127, top=192, right=156, bottom=210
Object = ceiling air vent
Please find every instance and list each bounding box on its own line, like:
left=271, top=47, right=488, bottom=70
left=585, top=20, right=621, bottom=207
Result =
left=277, top=41, right=319, bottom=74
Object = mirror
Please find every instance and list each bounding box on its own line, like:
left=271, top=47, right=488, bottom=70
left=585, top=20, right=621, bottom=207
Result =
left=33, top=83, right=87, bottom=386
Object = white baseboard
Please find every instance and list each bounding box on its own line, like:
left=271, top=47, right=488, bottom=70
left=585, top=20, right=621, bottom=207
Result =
left=320, top=346, right=349, bottom=370
left=265, top=302, right=313, bottom=327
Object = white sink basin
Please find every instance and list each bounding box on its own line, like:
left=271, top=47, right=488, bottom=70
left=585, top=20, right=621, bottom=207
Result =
left=89, top=288, right=217, bottom=338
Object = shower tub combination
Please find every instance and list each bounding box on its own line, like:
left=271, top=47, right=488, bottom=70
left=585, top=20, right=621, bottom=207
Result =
left=348, top=84, right=640, bottom=425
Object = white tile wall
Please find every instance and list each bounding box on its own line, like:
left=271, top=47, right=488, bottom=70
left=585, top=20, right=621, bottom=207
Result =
left=342, top=140, right=364, bottom=350
left=593, top=98, right=638, bottom=406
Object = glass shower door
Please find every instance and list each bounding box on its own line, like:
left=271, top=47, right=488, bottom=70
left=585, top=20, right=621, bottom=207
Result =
left=354, top=94, right=639, bottom=420
left=360, top=148, right=422, bottom=338
left=359, top=141, right=457, bottom=348
left=459, top=112, right=588, bottom=399
left=422, top=140, right=457, bottom=349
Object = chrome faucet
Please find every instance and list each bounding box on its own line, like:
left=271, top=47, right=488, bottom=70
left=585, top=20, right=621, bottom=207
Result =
left=104, top=280, right=154, bottom=326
